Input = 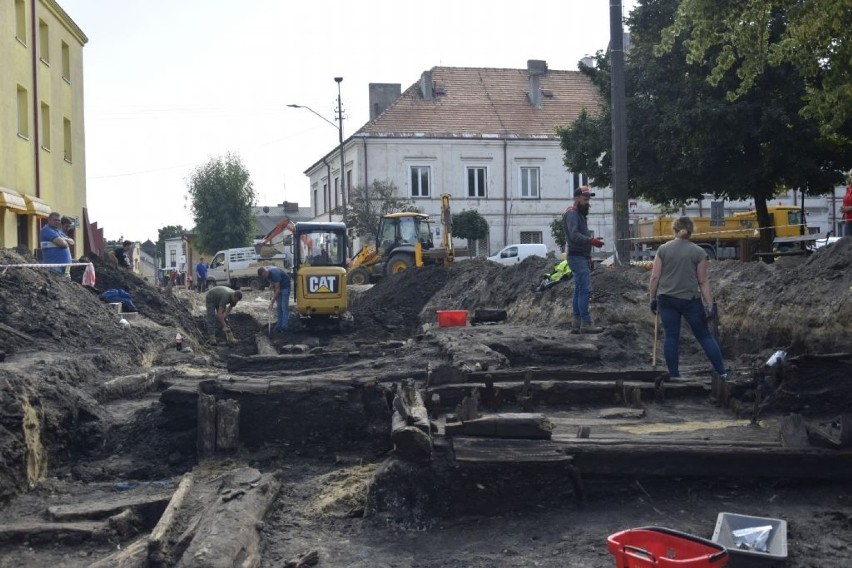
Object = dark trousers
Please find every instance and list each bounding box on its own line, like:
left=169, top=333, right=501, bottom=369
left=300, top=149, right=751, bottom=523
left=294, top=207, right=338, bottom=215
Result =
left=658, top=295, right=725, bottom=377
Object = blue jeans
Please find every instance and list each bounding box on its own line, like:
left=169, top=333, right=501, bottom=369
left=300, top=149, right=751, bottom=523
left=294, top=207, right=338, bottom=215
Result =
left=845, top=222, right=852, bottom=237
left=658, top=295, right=725, bottom=377
left=276, top=285, right=290, bottom=331
left=567, top=256, right=591, bottom=322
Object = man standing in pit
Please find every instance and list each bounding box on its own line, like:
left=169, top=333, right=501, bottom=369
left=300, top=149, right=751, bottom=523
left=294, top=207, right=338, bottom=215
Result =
left=258, top=266, right=291, bottom=333
left=205, top=286, right=242, bottom=345
left=563, top=186, right=605, bottom=333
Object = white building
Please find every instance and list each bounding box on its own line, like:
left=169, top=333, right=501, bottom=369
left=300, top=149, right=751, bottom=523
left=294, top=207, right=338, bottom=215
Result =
left=300, top=61, right=848, bottom=256
left=303, top=61, right=607, bottom=256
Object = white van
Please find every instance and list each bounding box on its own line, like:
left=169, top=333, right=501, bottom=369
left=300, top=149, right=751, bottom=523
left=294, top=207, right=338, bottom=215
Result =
left=487, top=244, right=548, bottom=266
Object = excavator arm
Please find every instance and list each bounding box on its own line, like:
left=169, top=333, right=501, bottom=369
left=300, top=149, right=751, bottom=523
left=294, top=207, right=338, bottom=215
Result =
left=262, top=217, right=295, bottom=245
left=440, top=193, right=455, bottom=265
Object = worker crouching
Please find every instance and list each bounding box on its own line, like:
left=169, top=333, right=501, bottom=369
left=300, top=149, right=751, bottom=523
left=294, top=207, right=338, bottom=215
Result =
left=205, top=286, right=242, bottom=345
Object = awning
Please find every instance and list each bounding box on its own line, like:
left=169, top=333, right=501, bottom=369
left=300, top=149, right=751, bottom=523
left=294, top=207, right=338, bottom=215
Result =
left=22, top=194, right=51, bottom=217
left=0, top=188, right=27, bottom=212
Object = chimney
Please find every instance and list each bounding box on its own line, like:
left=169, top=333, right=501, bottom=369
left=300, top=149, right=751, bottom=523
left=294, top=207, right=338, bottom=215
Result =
left=369, top=83, right=401, bottom=120
left=527, top=59, right=547, bottom=108
left=421, top=70, right=433, bottom=101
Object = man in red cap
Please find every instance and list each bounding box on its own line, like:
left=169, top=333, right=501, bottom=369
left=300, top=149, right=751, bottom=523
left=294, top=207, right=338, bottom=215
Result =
left=563, top=186, right=605, bottom=333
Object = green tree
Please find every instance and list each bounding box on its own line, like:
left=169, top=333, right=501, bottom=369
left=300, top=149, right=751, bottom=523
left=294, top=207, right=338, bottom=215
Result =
left=186, top=153, right=256, bottom=253
left=156, top=225, right=186, bottom=263
left=559, top=0, right=849, bottom=252
left=345, top=179, right=417, bottom=242
left=451, top=209, right=489, bottom=255
left=550, top=217, right=566, bottom=252
left=659, top=0, right=852, bottom=140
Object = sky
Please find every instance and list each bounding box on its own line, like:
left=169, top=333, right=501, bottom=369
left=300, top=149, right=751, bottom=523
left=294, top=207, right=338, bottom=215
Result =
left=60, top=0, right=637, bottom=243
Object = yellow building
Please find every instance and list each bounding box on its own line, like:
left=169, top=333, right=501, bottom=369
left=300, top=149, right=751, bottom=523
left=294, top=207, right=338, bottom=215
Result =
left=0, top=0, right=87, bottom=254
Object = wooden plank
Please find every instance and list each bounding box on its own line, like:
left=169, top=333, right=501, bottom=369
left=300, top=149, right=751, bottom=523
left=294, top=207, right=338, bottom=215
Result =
left=444, top=413, right=553, bottom=440
left=452, top=436, right=570, bottom=464
left=48, top=491, right=173, bottom=522
left=0, top=521, right=107, bottom=543
left=197, top=392, right=216, bottom=459
left=466, top=368, right=667, bottom=384
left=148, top=473, right=194, bottom=566
left=557, top=441, right=852, bottom=478
left=176, top=470, right=280, bottom=568
left=90, top=537, right=149, bottom=568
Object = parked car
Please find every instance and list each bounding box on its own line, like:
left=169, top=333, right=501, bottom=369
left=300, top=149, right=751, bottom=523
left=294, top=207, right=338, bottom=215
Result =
left=487, top=244, right=548, bottom=266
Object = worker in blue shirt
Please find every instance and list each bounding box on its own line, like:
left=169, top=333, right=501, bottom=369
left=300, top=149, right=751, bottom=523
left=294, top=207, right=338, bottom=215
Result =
left=258, top=266, right=291, bottom=332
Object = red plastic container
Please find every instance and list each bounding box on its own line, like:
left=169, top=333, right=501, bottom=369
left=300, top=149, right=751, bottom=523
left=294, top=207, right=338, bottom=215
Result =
left=607, top=527, right=728, bottom=567
left=436, top=310, right=468, bottom=327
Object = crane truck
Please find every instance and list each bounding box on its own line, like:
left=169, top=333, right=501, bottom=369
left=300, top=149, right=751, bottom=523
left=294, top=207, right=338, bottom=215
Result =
left=633, top=206, right=806, bottom=261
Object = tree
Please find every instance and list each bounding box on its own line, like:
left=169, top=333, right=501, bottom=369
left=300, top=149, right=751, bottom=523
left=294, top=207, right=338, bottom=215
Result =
left=345, top=180, right=417, bottom=242
left=186, top=153, right=256, bottom=253
left=559, top=0, right=849, bottom=253
left=156, top=225, right=186, bottom=262
left=451, top=209, right=489, bottom=255
left=550, top=217, right=566, bottom=252
left=659, top=0, right=852, bottom=140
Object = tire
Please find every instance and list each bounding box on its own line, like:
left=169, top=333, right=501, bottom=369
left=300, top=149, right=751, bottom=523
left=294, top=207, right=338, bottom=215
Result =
left=249, top=278, right=262, bottom=291
left=206, top=279, right=217, bottom=289
left=347, top=267, right=371, bottom=285
left=386, top=253, right=413, bottom=276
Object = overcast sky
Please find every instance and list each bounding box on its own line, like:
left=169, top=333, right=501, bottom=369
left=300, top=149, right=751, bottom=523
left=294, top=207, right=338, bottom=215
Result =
left=61, top=0, right=637, bottom=243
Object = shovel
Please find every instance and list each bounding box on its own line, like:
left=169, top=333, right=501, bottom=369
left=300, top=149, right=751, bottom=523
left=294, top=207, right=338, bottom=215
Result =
left=652, top=310, right=660, bottom=369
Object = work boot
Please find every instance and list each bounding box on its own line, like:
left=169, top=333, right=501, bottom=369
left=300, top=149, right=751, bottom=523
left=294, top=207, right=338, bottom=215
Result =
left=571, top=317, right=582, bottom=334
left=225, top=330, right=238, bottom=345
left=579, top=321, right=604, bottom=334
left=206, top=335, right=218, bottom=346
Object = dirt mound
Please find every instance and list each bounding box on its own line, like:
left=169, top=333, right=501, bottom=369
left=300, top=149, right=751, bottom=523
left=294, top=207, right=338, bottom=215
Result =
left=349, top=264, right=454, bottom=336
left=0, top=248, right=205, bottom=502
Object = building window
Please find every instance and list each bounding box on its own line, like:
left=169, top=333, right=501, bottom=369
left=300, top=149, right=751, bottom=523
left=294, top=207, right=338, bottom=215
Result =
left=61, top=41, right=70, bottom=81
left=467, top=167, right=487, bottom=198
left=313, top=187, right=318, bottom=217
left=334, top=177, right=340, bottom=209
left=170, top=250, right=176, bottom=268
left=17, top=85, right=29, bottom=138
left=40, top=102, right=50, bottom=150
left=15, top=0, right=26, bottom=44
left=322, top=183, right=328, bottom=214
left=572, top=172, right=588, bottom=191
left=346, top=170, right=352, bottom=203
left=520, top=231, right=543, bottom=244
left=39, top=19, right=49, bottom=64
left=410, top=166, right=430, bottom=198
left=520, top=167, right=539, bottom=198
left=63, top=117, right=72, bottom=161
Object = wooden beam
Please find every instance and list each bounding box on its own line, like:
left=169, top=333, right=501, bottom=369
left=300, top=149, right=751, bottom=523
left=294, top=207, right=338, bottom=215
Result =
left=48, top=491, right=173, bottom=522
left=444, top=413, right=553, bottom=440
left=148, top=473, right=194, bottom=566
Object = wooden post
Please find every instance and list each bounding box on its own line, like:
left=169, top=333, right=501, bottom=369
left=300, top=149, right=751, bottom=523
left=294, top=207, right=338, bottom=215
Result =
left=216, top=399, right=240, bottom=452
left=197, top=392, right=216, bottom=459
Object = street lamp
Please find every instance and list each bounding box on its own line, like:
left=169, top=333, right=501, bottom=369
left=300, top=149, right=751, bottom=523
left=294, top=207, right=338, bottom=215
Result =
left=286, top=76, right=348, bottom=234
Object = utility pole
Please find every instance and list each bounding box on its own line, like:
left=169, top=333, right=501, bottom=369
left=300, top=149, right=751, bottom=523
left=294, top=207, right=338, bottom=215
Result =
left=610, top=0, right=630, bottom=264
left=335, top=77, right=348, bottom=233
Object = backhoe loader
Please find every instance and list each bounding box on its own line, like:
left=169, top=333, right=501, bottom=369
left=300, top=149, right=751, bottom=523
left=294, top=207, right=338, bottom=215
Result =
left=347, top=193, right=461, bottom=284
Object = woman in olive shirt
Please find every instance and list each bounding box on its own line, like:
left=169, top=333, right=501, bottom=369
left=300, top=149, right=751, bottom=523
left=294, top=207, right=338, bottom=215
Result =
left=648, top=216, right=726, bottom=381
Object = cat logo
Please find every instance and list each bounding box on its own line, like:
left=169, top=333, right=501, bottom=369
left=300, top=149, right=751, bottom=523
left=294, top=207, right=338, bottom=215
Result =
left=307, top=275, right=338, bottom=294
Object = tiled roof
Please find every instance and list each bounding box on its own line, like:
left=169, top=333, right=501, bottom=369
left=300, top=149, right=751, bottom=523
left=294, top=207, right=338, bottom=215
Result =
left=355, top=66, right=601, bottom=140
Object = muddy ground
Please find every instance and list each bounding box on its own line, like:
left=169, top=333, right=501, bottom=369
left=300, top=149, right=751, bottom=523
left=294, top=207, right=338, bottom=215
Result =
left=1, top=241, right=851, bottom=566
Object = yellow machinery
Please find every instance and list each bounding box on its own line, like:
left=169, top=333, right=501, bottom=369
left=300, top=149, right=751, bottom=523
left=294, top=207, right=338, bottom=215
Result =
left=292, top=221, right=352, bottom=331
left=634, top=206, right=806, bottom=260
left=347, top=193, right=457, bottom=284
